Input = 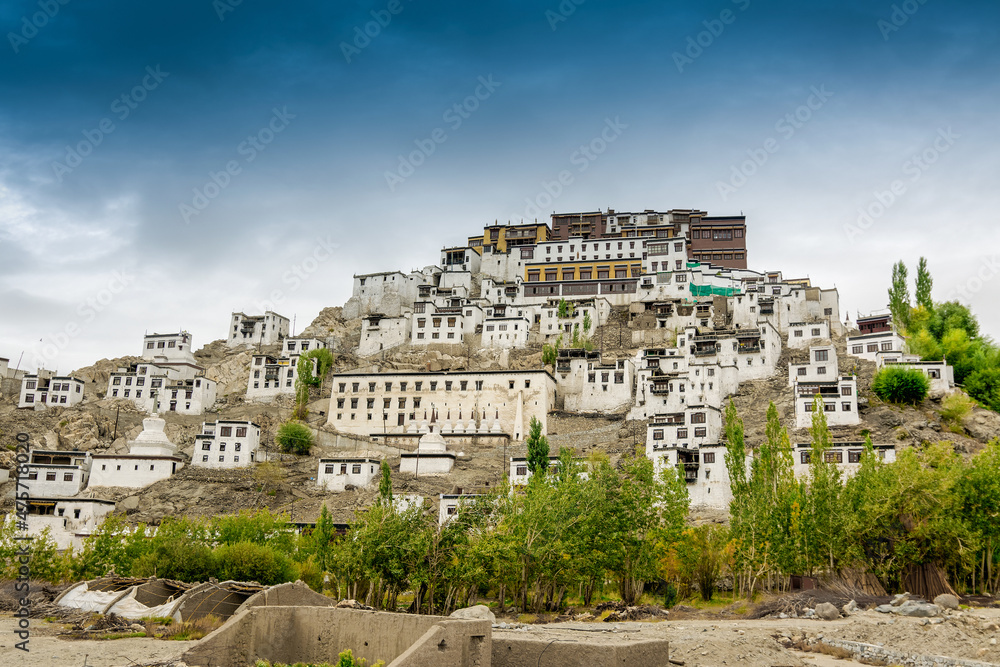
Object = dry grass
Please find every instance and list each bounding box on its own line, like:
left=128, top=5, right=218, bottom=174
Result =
left=161, top=614, right=224, bottom=641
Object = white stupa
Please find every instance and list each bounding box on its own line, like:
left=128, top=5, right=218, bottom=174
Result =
left=128, top=414, right=179, bottom=457
left=400, top=408, right=456, bottom=476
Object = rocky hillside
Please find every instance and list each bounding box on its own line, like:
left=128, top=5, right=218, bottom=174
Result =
left=2, top=307, right=999, bottom=528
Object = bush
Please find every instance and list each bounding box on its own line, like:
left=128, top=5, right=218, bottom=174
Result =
left=215, top=541, right=297, bottom=585
left=277, top=421, right=314, bottom=455
left=871, top=366, right=930, bottom=405
left=939, top=392, right=975, bottom=424
left=965, top=368, right=1000, bottom=412
left=133, top=538, right=216, bottom=582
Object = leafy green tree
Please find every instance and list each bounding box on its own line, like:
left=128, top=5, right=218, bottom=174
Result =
left=929, top=301, right=980, bottom=341
left=583, top=311, right=593, bottom=334
left=215, top=541, right=297, bottom=585
left=956, top=440, right=1000, bottom=593
left=915, top=257, right=934, bottom=311
left=966, top=368, right=1000, bottom=412
left=673, top=524, right=731, bottom=601
left=276, top=421, right=314, bottom=454
left=310, top=504, right=338, bottom=574
left=871, top=366, right=930, bottom=405
left=805, top=396, right=844, bottom=572
left=888, top=260, right=911, bottom=330
left=525, top=417, right=550, bottom=479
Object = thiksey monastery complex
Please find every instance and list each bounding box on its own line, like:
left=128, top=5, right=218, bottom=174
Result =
left=8, top=207, right=954, bottom=547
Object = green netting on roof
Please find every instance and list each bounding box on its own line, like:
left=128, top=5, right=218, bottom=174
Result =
left=686, top=261, right=701, bottom=268
left=689, top=283, right=740, bottom=297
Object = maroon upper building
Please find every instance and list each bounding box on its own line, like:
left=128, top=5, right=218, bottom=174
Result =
left=548, top=208, right=748, bottom=269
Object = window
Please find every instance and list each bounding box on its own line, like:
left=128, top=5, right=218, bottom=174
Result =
left=351, top=398, right=359, bottom=409
left=812, top=328, right=821, bottom=336
left=694, top=427, right=707, bottom=437
left=852, top=345, right=864, bottom=354
left=824, top=403, right=836, bottom=412
left=794, top=330, right=803, bottom=337
left=352, top=464, right=362, bottom=474
left=805, top=402, right=815, bottom=412
left=841, top=386, right=852, bottom=396
left=867, top=343, right=879, bottom=353
left=516, top=465, right=527, bottom=476
left=842, top=402, right=852, bottom=411
left=800, top=451, right=811, bottom=463
left=848, top=450, right=862, bottom=463
left=677, top=428, right=688, bottom=438
left=881, top=342, right=893, bottom=351
left=814, top=349, right=829, bottom=362
left=824, top=450, right=843, bottom=463
left=63, top=472, right=74, bottom=482
left=219, top=455, right=225, bottom=462
left=220, top=426, right=233, bottom=437
left=691, top=412, right=706, bottom=424
left=652, top=429, right=664, bottom=440
left=220, top=443, right=226, bottom=451
left=797, top=367, right=807, bottom=376
left=817, top=367, right=827, bottom=375
left=703, top=452, right=715, bottom=464
left=202, top=442, right=211, bottom=451
left=203, top=455, right=209, bottom=462
left=46, top=472, right=56, bottom=481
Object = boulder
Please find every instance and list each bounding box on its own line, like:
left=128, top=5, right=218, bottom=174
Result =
left=814, top=602, right=840, bottom=620
left=894, top=601, right=940, bottom=618
left=842, top=600, right=859, bottom=616
left=450, top=604, right=496, bottom=623
left=118, top=496, right=140, bottom=511
left=933, top=593, right=960, bottom=610
left=890, top=592, right=910, bottom=606
left=875, top=604, right=894, bottom=614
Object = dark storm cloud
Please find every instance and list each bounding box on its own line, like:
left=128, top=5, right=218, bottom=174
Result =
left=1, top=0, right=999, bottom=370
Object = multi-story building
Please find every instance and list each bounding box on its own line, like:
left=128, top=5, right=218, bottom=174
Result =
left=226, top=311, right=290, bottom=348
left=22, top=450, right=93, bottom=497
left=342, top=267, right=442, bottom=319
left=469, top=222, right=551, bottom=254
left=21, top=497, right=117, bottom=551
left=192, top=420, right=262, bottom=468
left=847, top=314, right=906, bottom=362
left=410, top=304, right=483, bottom=347
left=792, top=347, right=859, bottom=429
left=440, top=246, right=482, bottom=274
left=141, top=331, right=196, bottom=365
left=553, top=349, right=635, bottom=413
left=246, top=337, right=326, bottom=402
left=358, top=313, right=412, bottom=357
left=107, top=362, right=216, bottom=415
left=326, top=370, right=557, bottom=441
left=688, top=216, right=748, bottom=269
left=19, top=371, right=85, bottom=409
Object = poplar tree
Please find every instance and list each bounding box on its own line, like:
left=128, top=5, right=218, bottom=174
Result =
left=888, top=260, right=911, bottom=330
left=915, top=256, right=934, bottom=311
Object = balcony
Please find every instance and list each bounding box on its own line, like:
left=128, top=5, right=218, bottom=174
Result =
left=650, top=383, right=671, bottom=395
left=693, top=346, right=718, bottom=357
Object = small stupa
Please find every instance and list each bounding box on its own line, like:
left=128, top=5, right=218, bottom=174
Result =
left=128, top=414, right=179, bottom=457
left=400, top=406, right=456, bottom=476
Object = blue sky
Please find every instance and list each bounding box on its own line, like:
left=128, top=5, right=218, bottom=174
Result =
left=1, top=0, right=998, bottom=372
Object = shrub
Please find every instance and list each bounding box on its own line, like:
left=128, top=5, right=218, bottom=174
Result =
left=133, top=538, right=216, bottom=583
left=965, top=368, right=1000, bottom=412
left=214, top=541, right=297, bottom=585
left=277, top=421, right=314, bottom=455
left=939, top=392, right=975, bottom=424
left=871, top=366, right=930, bottom=405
